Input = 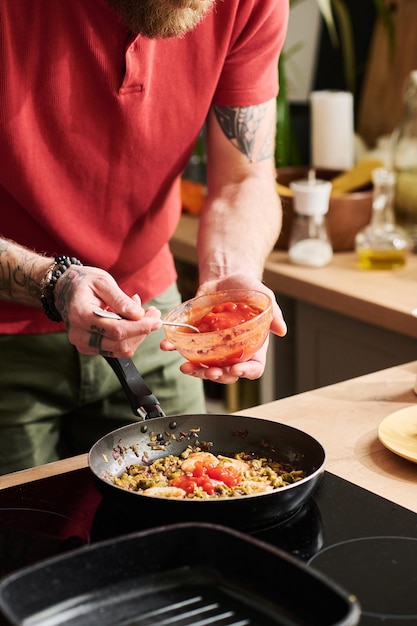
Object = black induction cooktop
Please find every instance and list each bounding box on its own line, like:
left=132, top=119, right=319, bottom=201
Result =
left=1, top=468, right=417, bottom=625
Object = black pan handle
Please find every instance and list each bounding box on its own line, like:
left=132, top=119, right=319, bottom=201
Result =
left=103, top=357, right=166, bottom=420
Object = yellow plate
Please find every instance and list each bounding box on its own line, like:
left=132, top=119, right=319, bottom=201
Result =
left=378, top=405, right=417, bottom=463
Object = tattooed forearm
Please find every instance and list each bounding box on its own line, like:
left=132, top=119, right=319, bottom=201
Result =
left=213, top=103, right=275, bottom=162
left=0, top=237, right=50, bottom=305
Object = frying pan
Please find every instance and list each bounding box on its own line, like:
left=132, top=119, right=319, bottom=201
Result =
left=88, top=357, right=326, bottom=531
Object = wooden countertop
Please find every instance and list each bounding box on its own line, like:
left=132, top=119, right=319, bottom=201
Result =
left=2, top=360, right=417, bottom=515
left=171, top=214, right=417, bottom=339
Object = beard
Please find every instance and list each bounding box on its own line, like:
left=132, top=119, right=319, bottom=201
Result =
left=104, top=0, right=216, bottom=38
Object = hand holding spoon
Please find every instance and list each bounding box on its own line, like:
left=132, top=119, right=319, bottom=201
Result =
left=93, top=308, right=200, bottom=332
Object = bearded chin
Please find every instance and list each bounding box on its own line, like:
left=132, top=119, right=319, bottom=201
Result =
left=104, top=0, right=215, bottom=38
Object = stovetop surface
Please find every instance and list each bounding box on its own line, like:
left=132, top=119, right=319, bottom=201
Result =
left=1, top=468, right=417, bottom=625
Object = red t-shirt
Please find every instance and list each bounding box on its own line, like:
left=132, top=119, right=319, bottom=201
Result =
left=0, top=0, right=288, bottom=333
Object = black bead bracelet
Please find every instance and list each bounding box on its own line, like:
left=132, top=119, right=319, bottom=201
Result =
left=40, top=255, right=83, bottom=322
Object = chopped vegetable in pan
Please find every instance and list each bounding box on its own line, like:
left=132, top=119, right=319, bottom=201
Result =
left=113, top=449, right=305, bottom=499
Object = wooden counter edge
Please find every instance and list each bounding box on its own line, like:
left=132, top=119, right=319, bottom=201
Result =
left=0, top=454, right=88, bottom=490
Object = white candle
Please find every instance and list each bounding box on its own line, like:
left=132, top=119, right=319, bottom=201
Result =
left=310, top=90, right=354, bottom=171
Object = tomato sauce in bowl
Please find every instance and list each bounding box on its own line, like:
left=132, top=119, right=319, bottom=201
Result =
left=195, top=301, right=262, bottom=333
left=163, top=290, right=272, bottom=367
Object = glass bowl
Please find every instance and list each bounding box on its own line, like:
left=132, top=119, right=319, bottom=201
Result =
left=163, top=289, right=273, bottom=367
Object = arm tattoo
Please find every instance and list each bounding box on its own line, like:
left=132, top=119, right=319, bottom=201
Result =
left=0, top=240, right=43, bottom=303
left=213, top=103, right=274, bottom=162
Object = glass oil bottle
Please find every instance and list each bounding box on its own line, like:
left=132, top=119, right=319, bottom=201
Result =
left=355, top=168, right=410, bottom=270
left=392, top=70, right=417, bottom=251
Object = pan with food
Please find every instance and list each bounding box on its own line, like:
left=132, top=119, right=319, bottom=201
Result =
left=88, top=357, right=326, bottom=531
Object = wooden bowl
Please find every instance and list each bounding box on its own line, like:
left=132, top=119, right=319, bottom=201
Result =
left=276, top=167, right=373, bottom=252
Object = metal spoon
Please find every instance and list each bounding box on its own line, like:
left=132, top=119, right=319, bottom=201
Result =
left=93, top=308, right=200, bottom=332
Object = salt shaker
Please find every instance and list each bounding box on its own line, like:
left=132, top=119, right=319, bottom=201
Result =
left=288, top=173, right=333, bottom=267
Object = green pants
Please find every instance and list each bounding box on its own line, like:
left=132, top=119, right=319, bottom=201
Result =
left=0, top=284, right=205, bottom=475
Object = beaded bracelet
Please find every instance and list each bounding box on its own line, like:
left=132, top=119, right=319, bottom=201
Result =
left=40, top=255, right=83, bottom=322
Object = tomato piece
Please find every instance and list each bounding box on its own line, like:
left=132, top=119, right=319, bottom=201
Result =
left=195, top=301, right=261, bottom=333
left=172, top=459, right=242, bottom=494
left=192, top=461, right=206, bottom=477
left=211, top=302, right=237, bottom=314
left=207, top=465, right=241, bottom=487
left=171, top=475, right=197, bottom=494
left=194, top=475, right=220, bottom=494
left=236, top=302, right=253, bottom=313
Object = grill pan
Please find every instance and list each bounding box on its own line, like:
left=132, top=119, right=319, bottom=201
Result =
left=0, top=523, right=360, bottom=626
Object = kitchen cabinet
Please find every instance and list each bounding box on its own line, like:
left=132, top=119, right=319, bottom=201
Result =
left=271, top=297, right=417, bottom=400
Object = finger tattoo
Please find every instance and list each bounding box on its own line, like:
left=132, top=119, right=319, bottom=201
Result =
left=89, top=332, right=103, bottom=351
left=100, top=350, right=114, bottom=357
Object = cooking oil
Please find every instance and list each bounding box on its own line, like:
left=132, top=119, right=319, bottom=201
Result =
left=355, top=168, right=410, bottom=270
left=356, top=248, right=408, bottom=270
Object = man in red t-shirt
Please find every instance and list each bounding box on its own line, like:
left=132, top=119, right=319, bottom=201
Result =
left=0, top=0, right=289, bottom=474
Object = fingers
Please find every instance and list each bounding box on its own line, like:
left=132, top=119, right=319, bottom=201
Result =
left=55, top=265, right=147, bottom=325
left=87, top=327, right=113, bottom=358
left=180, top=363, right=240, bottom=384
left=69, top=307, right=162, bottom=358
left=196, top=274, right=287, bottom=338
left=179, top=339, right=268, bottom=383
left=162, top=318, right=270, bottom=383
left=52, top=265, right=163, bottom=356
left=180, top=360, right=264, bottom=384
left=270, top=301, right=287, bottom=337
left=161, top=339, right=265, bottom=382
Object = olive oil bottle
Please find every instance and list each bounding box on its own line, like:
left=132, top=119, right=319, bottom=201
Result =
left=355, top=168, right=410, bottom=270
left=392, top=71, right=417, bottom=251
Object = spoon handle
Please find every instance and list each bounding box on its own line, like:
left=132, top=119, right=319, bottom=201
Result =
left=161, top=320, right=200, bottom=332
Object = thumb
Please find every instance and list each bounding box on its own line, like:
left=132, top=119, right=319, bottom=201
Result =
left=104, top=292, right=144, bottom=321
left=122, top=293, right=145, bottom=320
left=270, top=315, right=287, bottom=337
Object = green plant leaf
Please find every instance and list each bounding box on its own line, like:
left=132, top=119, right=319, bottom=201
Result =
left=275, top=56, right=301, bottom=167
left=331, top=0, right=356, bottom=94
left=314, top=0, right=394, bottom=94
left=315, top=0, right=339, bottom=47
